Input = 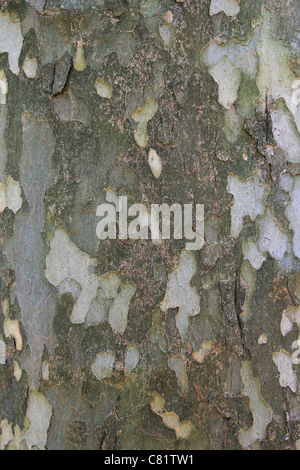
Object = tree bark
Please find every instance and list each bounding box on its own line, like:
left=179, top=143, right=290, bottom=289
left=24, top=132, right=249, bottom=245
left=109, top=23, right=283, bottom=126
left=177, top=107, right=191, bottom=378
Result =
left=0, top=0, right=300, bottom=450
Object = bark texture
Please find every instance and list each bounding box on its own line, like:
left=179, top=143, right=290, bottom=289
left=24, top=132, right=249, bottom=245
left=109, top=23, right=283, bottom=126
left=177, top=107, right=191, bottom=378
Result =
left=0, top=0, right=300, bottom=450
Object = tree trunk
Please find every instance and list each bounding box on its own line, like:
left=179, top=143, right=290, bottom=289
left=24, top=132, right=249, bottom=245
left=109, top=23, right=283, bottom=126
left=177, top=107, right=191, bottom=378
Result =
left=0, top=0, right=300, bottom=450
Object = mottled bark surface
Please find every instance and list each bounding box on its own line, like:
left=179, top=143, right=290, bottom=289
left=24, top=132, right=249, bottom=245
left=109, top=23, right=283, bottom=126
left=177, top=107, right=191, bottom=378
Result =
left=0, top=0, right=300, bottom=450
